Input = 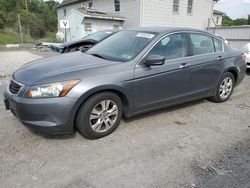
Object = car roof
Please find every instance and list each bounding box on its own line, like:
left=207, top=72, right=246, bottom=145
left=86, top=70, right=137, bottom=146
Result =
left=125, top=27, right=211, bottom=35
left=95, top=29, right=118, bottom=33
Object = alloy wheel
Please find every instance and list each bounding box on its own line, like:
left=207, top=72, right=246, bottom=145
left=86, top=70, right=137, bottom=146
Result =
left=219, top=77, right=233, bottom=99
left=89, top=100, right=119, bottom=133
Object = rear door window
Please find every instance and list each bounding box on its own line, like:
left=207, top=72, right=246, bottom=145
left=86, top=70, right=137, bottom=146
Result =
left=190, top=33, right=214, bottom=55
left=213, top=38, right=223, bottom=52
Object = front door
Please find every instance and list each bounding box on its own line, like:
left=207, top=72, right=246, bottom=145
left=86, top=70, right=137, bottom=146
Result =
left=134, top=33, right=192, bottom=111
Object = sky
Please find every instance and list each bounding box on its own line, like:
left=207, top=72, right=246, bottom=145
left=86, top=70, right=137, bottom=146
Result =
left=54, top=0, right=250, bottom=19
left=214, top=0, right=250, bottom=19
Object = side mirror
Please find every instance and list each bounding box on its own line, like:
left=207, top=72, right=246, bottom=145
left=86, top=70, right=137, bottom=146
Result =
left=144, top=55, right=166, bottom=67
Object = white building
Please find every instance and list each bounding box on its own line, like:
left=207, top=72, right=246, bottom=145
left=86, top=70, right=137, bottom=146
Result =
left=56, top=0, right=219, bottom=41
left=63, top=9, right=125, bottom=41
left=211, top=10, right=225, bottom=27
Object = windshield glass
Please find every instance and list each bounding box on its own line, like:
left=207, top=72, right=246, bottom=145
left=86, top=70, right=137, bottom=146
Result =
left=87, top=31, right=156, bottom=62
left=83, top=31, right=113, bottom=42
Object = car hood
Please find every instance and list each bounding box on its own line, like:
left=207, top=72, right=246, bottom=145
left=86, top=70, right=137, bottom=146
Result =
left=61, top=39, right=97, bottom=48
left=13, top=52, right=113, bottom=85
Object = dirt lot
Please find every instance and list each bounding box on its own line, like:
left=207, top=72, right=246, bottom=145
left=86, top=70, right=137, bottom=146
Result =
left=0, top=50, right=250, bottom=188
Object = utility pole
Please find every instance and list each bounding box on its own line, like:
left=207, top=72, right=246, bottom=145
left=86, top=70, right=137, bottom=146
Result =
left=18, top=14, right=24, bottom=44
left=64, top=28, right=67, bottom=43
left=24, top=0, right=28, bottom=11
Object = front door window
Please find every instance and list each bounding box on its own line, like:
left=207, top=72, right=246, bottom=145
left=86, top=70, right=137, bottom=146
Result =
left=147, top=33, right=188, bottom=61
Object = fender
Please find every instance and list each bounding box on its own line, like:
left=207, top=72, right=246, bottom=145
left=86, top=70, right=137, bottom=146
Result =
left=68, top=84, right=131, bottom=129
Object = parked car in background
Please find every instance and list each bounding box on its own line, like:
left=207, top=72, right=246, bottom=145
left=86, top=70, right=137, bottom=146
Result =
left=215, top=34, right=229, bottom=45
left=50, top=30, right=117, bottom=53
left=243, top=43, right=250, bottom=69
left=4, top=27, right=247, bottom=139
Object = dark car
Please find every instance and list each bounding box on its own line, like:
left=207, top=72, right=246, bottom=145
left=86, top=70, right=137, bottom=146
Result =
left=4, top=27, right=247, bottom=139
left=50, top=30, right=117, bottom=53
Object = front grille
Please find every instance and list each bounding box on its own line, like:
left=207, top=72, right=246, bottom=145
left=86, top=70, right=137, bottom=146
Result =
left=9, top=79, right=22, bottom=94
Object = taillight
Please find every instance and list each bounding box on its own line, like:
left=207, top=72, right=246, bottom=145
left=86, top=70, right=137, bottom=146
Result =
left=241, top=53, right=247, bottom=63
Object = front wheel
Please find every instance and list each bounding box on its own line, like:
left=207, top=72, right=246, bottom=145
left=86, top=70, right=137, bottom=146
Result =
left=210, top=72, right=235, bottom=103
left=76, top=92, right=123, bottom=139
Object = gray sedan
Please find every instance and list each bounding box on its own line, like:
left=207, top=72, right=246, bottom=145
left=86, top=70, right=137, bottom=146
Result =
left=4, top=27, right=247, bottom=139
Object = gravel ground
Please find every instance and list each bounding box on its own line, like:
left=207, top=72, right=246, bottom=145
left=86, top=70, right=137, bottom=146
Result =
left=0, top=50, right=57, bottom=84
left=0, top=50, right=249, bottom=188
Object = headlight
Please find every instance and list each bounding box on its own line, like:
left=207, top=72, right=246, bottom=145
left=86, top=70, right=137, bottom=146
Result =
left=26, top=80, right=80, bottom=98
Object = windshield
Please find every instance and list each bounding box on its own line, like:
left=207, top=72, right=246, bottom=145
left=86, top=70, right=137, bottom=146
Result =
left=87, top=31, right=156, bottom=62
left=83, top=31, right=113, bottom=42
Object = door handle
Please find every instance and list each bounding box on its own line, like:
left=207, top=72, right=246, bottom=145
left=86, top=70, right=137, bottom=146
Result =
left=179, top=63, right=189, bottom=69
left=217, top=55, right=224, bottom=60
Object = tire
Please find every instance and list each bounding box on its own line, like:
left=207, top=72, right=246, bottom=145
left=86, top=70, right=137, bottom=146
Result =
left=210, top=72, right=235, bottom=103
left=76, top=92, right=123, bottom=139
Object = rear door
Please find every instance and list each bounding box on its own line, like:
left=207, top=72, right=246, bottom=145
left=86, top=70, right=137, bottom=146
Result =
left=187, top=33, right=224, bottom=97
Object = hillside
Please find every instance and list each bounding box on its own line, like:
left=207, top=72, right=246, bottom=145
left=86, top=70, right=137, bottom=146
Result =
left=0, top=0, right=59, bottom=44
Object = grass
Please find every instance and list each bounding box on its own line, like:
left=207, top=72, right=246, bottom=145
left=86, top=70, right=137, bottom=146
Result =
left=0, top=29, right=60, bottom=45
left=0, top=31, right=20, bottom=44
left=36, top=32, right=61, bottom=43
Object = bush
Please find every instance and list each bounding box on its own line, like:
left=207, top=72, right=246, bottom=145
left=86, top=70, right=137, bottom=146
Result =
left=0, top=31, right=19, bottom=44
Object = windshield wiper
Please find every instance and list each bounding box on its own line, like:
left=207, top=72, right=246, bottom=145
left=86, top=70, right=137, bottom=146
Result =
left=89, top=53, right=107, bottom=60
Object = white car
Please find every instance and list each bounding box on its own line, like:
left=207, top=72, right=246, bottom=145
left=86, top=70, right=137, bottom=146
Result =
left=243, top=43, right=250, bottom=69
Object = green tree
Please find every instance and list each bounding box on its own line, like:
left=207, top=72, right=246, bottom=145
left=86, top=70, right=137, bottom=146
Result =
left=0, top=0, right=58, bottom=39
left=19, top=9, right=46, bottom=38
left=28, top=0, right=58, bottom=32
left=45, top=0, right=59, bottom=10
left=0, top=0, right=5, bottom=29
left=0, top=14, right=4, bottom=29
left=222, top=15, right=233, bottom=26
left=233, top=18, right=247, bottom=26
left=247, top=15, right=250, bottom=25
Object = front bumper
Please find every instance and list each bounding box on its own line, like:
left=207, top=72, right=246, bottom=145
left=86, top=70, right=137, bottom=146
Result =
left=247, top=62, right=250, bottom=69
left=245, top=53, right=250, bottom=68
left=4, top=90, right=78, bottom=135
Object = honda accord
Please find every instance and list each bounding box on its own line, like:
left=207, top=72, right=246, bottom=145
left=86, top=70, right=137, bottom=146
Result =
left=4, top=27, right=247, bottom=139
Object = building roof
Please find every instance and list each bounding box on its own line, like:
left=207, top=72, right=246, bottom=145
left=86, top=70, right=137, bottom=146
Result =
left=68, top=9, right=126, bottom=21
left=213, top=10, right=225, bottom=15
left=82, top=9, right=126, bottom=21
left=55, top=0, right=86, bottom=9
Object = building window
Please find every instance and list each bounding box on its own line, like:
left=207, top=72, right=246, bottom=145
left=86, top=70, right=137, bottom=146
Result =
left=88, top=2, right=93, bottom=9
left=114, top=0, right=120, bottom=12
left=84, top=23, right=92, bottom=33
left=64, top=8, right=67, bottom=16
left=187, top=0, right=193, bottom=14
left=173, top=0, right=179, bottom=13
left=216, top=17, right=219, bottom=24
left=113, top=24, right=121, bottom=29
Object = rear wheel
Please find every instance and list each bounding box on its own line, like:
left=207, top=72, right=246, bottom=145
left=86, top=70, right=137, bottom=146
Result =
left=76, top=92, right=123, bottom=139
left=210, top=72, right=235, bottom=103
